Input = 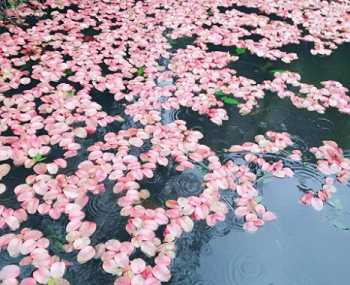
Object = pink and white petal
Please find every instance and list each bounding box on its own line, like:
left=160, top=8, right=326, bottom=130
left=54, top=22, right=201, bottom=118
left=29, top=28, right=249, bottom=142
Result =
left=152, top=264, right=171, bottom=282
left=130, top=259, right=146, bottom=274
left=243, top=221, right=258, bottom=233
left=311, top=197, right=324, bottom=211
left=33, top=268, right=50, bottom=284
left=77, top=246, right=96, bottom=264
left=0, top=265, right=20, bottom=280
left=50, top=262, right=66, bottom=279
left=19, top=278, right=37, bottom=285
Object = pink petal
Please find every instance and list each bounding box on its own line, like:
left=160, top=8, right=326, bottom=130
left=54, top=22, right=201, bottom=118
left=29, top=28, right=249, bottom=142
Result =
left=130, top=258, right=146, bottom=274
left=0, top=265, right=20, bottom=280
left=0, top=183, right=6, bottom=194
left=33, top=268, right=50, bottom=284
left=2, top=278, right=18, bottom=285
left=7, top=238, right=22, bottom=257
left=262, top=211, right=277, bottom=221
left=152, top=264, right=171, bottom=282
left=5, top=216, right=20, bottom=231
left=311, top=197, right=324, bottom=211
left=50, top=262, right=66, bottom=279
left=77, top=246, right=96, bottom=264
left=243, top=221, right=258, bottom=232
left=19, top=278, right=36, bottom=285
left=0, top=164, right=11, bottom=178
left=179, top=216, right=193, bottom=232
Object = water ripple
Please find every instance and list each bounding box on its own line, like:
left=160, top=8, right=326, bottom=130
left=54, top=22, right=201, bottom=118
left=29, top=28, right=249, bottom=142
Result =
left=293, top=163, right=324, bottom=191
left=313, top=117, right=335, bottom=132
left=162, top=168, right=203, bottom=199
left=226, top=254, right=265, bottom=285
left=85, top=189, right=128, bottom=243
left=66, top=259, right=114, bottom=285
left=161, top=108, right=183, bottom=124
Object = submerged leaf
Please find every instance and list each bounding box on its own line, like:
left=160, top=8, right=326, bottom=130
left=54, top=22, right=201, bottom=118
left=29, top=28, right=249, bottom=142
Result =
left=255, top=196, right=263, bottom=203
left=328, top=199, right=343, bottom=210
left=66, top=90, right=75, bottom=97
left=260, top=62, right=273, bottom=72
left=214, top=90, right=226, bottom=97
left=222, top=96, right=239, bottom=105
left=64, top=69, right=74, bottom=76
left=215, top=91, right=240, bottom=105
left=270, top=69, right=287, bottom=75
left=137, top=66, right=145, bottom=77
left=32, top=154, right=46, bottom=163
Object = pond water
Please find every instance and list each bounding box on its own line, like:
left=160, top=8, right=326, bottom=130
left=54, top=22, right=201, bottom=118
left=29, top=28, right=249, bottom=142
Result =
left=0, top=1, right=350, bottom=285
left=167, top=44, right=350, bottom=285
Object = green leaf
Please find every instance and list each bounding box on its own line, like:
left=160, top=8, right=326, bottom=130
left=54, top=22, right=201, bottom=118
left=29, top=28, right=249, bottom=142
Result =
left=8, top=0, right=17, bottom=8
left=32, top=154, right=46, bottom=163
left=137, top=66, right=145, bottom=77
left=328, top=199, right=343, bottom=210
left=64, top=69, right=74, bottom=76
left=260, top=62, right=273, bottom=72
left=214, top=90, right=226, bottom=97
left=66, top=90, right=75, bottom=97
left=270, top=69, right=286, bottom=75
left=48, top=277, right=56, bottom=285
left=255, top=196, right=263, bottom=203
left=222, top=96, right=239, bottom=105
left=53, top=240, right=64, bottom=251
left=235, top=47, right=247, bottom=55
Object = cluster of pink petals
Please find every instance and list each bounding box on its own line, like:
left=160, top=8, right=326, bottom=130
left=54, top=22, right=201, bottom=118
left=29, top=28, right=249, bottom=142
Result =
left=265, top=72, right=350, bottom=115
left=228, top=131, right=294, bottom=153
left=230, top=0, right=350, bottom=55
left=0, top=0, right=350, bottom=283
left=310, top=141, right=350, bottom=183
left=300, top=177, right=336, bottom=211
left=0, top=205, right=27, bottom=231
left=0, top=163, right=11, bottom=193
left=0, top=228, right=68, bottom=284
left=227, top=132, right=349, bottom=213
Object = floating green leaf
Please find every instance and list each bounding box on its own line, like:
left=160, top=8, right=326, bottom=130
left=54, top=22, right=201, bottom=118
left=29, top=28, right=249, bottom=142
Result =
left=235, top=47, right=247, bottom=55
left=195, top=161, right=209, bottom=174
left=260, top=62, right=273, bottom=72
left=328, top=199, right=343, bottom=210
left=137, top=66, right=145, bottom=77
left=8, top=0, right=18, bottom=9
left=52, top=240, right=64, bottom=252
left=214, top=90, right=226, bottom=97
left=222, top=96, right=239, bottom=105
left=255, top=196, right=263, bottom=203
left=270, top=69, right=287, bottom=75
left=215, top=90, right=240, bottom=105
left=64, top=69, right=74, bottom=76
left=32, top=154, right=46, bottom=163
left=66, top=90, right=75, bottom=97
left=48, top=277, right=56, bottom=285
